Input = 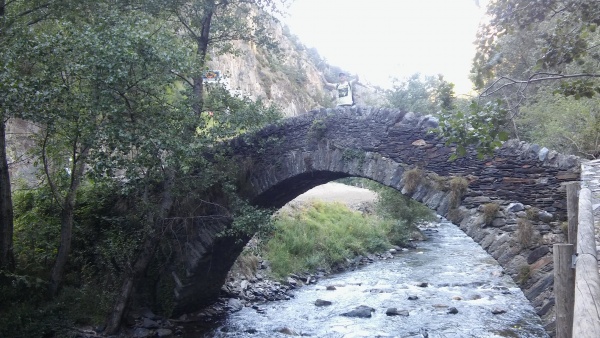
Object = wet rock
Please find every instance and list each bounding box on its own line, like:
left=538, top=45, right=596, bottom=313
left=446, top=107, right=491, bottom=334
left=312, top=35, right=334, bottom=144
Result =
left=132, top=328, right=152, bottom=338
left=277, top=327, right=300, bottom=335
left=287, top=277, right=298, bottom=287
left=408, top=295, right=419, bottom=300
left=141, top=318, right=159, bottom=329
left=452, top=296, right=462, bottom=300
left=491, top=308, right=507, bottom=315
left=245, top=328, right=258, bottom=334
left=314, top=299, right=332, bottom=307
left=326, top=285, right=337, bottom=291
left=157, top=328, right=173, bottom=337
left=341, top=305, right=375, bottom=318
left=227, top=298, right=244, bottom=312
left=447, top=307, right=459, bottom=314
left=385, top=308, right=409, bottom=316
left=416, top=282, right=429, bottom=287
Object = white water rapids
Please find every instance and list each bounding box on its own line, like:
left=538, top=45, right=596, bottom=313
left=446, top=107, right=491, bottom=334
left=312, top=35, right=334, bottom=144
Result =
left=193, top=219, right=549, bottom=338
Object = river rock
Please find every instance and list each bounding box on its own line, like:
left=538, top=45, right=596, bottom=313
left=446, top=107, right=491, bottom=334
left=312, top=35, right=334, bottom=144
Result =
left=447, top=307, right=459, bottom=314
left=277, top=327, right=300, bottom=335
left=491, top=307, right=507, bottom=315
left=326, top=285, right=337, bottom=290
left=315, top=299, right=332, bottom=307
left=408, top=295, right=419, bottom=300
left=386, top=308, right=409, bottom=316
left=132, top=328, right=153, bottom=338
left=417, top=282, right=429, bottom=287
left=227, top=298, right=244, bottom=312
left=157, top=328, right=173, bottom=337
left=141, top=318, right=159, bottom=329
left=341, top=305, right=375, bottom=318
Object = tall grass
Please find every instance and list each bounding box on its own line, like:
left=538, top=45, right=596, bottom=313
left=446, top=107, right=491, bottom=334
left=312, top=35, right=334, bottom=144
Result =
left=264, top=201, right=394, bottom=278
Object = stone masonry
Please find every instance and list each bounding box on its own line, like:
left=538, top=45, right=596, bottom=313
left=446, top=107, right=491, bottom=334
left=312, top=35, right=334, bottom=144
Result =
left=167, top=107, right=581, bottom=336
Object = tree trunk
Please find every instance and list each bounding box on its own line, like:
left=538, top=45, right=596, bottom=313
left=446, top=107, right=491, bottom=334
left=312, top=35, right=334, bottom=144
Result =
left=48, top=147, right=89, bottom=296
left=0, top=118, right=15, bottom=271
left=105, top=169, right=175, bottom=334
left=192, top=8, right=213, bottom=115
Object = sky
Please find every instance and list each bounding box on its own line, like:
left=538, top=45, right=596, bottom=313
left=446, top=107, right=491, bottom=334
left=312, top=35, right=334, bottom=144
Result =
left=283, top=0, right=488, bottom=95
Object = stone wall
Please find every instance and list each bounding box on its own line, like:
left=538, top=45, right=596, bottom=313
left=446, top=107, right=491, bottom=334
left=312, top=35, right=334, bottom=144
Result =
left=226, top=106, right=581, bottom=335
left=170, top=106, right=580, bottom=336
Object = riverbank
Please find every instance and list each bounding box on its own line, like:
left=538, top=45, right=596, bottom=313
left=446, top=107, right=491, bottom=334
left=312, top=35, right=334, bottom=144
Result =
left=119, top=183, right=425, bottom=337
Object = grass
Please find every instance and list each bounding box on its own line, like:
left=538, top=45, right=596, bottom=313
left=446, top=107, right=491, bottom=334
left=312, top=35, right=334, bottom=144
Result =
left=449, top=176, right=469, bottom=208
left=482, top=203, right=500, bottom=226
left=517, top=218, right=534, bottom=247
left=263, top=201, right=396, bottom=279
left=403, top=168, right=424, bottom=194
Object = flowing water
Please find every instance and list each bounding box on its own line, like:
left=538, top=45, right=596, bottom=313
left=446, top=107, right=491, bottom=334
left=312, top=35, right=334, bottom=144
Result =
left=192, top=219, right=548, bottom=338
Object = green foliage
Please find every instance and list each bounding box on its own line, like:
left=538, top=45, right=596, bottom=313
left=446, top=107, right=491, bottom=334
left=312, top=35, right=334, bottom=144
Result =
left=517, top=264, right=531, bottom=285
left=4, top=179, right=127, bottom=336
left=435, top=100, right=509, bottom=160
left=308, top=118, right=328, bottom=141
left=517, top=88, right=600, bottom=157
left=374, top=185, right=436, bottom=228
left=264, top=201, right=394, bottom=278
left=385, top=73, right=456, bottom=113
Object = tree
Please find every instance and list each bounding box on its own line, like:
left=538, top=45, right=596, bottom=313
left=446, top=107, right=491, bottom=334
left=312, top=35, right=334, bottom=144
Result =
left=164, top=0, right=288, bottom=114
left=439, top=0, right=600, bottom=158
left=0, top=0, right=68, bottom=272
left=385, top=73, right=456, bottom=113
left=9, top=3, right=197, bottom=296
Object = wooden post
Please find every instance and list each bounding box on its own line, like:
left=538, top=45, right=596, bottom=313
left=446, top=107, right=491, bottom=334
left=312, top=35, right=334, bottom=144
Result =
left=573, top=188, right=600, bottom=338
left=566, top=182, right=579, bottom=246
left=554, top=244, right=574, bottom=338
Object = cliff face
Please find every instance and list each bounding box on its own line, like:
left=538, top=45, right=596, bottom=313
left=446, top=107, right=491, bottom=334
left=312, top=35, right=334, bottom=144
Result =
left=206, top=16, right=386, bottom=116
left=207, top=24, right=333, bottom=116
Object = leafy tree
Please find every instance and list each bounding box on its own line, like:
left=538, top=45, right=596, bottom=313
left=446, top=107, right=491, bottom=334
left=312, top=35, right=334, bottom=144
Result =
left=385, top=73, right=456, bottom=113
left=0, top=0, right=71, bottom=272
left=439, top=0, right=600, bottom=158
left=517, top=88, right=600, bottom=157
left=163, top=0, right=288, bottom=113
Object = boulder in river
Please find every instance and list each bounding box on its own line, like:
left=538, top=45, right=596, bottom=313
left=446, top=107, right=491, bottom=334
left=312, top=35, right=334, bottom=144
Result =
left=341, top=305, right=375, bottom=318
left=385, top=308, right=409, bottom=316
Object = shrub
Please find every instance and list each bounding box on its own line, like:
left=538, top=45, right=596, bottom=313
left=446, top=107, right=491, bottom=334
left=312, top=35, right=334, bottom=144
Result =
left=482, top=203, right=500, bottom=226
left=517, top=265, right=531, bottom=285
left=403, top=168, right=424, bottom=194
left=517, top=219, right=534, bottom=247
left=449, top=176, right=468, bottom=208
left=264, top=201, right=393, bottom=278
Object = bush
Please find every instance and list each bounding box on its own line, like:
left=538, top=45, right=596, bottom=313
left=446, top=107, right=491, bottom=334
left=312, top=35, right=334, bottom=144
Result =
left=264, top=201, right=393, bottom=278
left=482, top=203, right=500, bottom=226
left=517, top=219, right=534, bottom=247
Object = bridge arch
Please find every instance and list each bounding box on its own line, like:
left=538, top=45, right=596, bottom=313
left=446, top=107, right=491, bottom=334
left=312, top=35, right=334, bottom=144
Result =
left=169, top=107, right=580, bottom=335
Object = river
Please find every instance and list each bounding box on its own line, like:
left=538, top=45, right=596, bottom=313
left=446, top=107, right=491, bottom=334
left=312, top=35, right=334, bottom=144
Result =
left=191, top=219, right=548, bottom=338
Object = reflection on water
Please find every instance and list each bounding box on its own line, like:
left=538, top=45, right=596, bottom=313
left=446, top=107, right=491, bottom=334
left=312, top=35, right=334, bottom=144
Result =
left=191, top=220, right=548, bottom=338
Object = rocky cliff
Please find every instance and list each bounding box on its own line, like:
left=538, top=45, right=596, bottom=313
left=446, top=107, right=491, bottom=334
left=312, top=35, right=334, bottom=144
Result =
left=207, top=22, right=382, bottom=116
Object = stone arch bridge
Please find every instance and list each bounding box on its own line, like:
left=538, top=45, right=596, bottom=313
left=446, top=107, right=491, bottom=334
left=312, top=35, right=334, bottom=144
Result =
left=166, top=107, right=581, bottom=334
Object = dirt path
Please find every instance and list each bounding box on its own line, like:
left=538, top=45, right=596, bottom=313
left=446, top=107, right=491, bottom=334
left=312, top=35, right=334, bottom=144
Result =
left=284, top=182, right=378, bottom=210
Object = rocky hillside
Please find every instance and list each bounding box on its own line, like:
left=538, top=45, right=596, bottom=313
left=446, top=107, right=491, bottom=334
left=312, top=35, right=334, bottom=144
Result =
left=207, top=21, right=383, bottom=116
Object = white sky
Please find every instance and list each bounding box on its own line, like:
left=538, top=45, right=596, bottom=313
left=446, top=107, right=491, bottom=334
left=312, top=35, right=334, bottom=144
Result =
left=283, top=0, right=488, bottom=95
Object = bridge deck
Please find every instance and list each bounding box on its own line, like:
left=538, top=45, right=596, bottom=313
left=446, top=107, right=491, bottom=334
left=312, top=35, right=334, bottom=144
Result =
left=580, top=159, right=600, bottom=270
